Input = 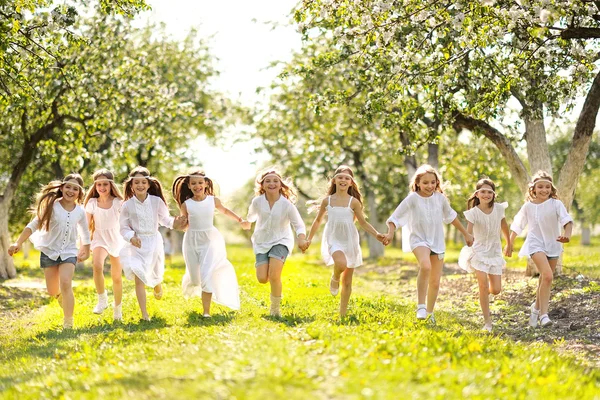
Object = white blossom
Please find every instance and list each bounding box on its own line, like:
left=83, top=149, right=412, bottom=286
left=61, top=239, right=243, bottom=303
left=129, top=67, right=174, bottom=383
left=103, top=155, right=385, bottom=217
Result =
left=539, top=9, right=551, bottom=24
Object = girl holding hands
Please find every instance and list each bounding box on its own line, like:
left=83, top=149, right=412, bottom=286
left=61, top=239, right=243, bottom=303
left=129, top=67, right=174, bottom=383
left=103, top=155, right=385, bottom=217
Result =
left=8, top=174, right=91, bottom=329
left=383, top=165, right=473, bottom=323
left=241, top=169, right=307, bottom=317
left=305, top=165, right=386, bottom=317
left=509, top=171, right=573, bottom=328
left=119, top=166, right=186, bottom=321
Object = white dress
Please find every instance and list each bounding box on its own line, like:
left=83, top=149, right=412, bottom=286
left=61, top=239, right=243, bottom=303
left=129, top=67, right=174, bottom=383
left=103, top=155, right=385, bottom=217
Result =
left=181, top=197, right=240, bottom=310
left=247, top=194, right=306, bottom=255
left=85, top=198, right=125, bottom=257
left=458, top=202, right=508, bottom=275
left=119, top=195, right=174, bottom=287
left=510, top=199, right=573, bottom=258
left=387, top=192, right=457, bottom=254
left=27, top=202, right=91, bottom=260
left=321, top=196, right=362, bottom=268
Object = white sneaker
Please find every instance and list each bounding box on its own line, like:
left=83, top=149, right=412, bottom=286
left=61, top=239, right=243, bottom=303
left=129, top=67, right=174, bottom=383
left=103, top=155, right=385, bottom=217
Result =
left=113, top=303, right=122, bottom=321
left=270, top=294, right=282, bottom=317
left=427, top=312, right=436, bottom=324
left=529, top=302, right=539, bottom=328
left=482, top=323, right=492, bottom=332
left=540, top=314, right=553, bottom=327
left=93, top=292, right=108, bottom=314
left=63, top=317, right=74, bottom=330
left=416, top=305, right=427, bottom=320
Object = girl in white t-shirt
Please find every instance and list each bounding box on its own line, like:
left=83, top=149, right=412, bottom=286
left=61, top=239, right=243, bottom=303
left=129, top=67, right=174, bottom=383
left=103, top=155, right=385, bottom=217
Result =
left=8, top=174, right=91, bottom=329
left=383, top=165, right=473, bottom=323
left=241, top=168, right=307, bottom=317
left=304, top=165, right=385, bottom=317
left=509, top=171, right=573, bottom=328
left=458, top=178, right=511, bottom=332
left=84, top=169, right=126, bottom=320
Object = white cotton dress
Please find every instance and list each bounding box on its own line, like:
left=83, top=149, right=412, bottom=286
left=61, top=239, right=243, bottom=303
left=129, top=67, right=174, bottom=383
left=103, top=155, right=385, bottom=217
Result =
left=321, top=196, right=362, bottom=268
left=85, top=197, right=125, bottom=257
left=458, top=202, right=508, bottom=275
left=510, top=199, right=573, bottom=258
left=119, top=195, right=174, bottom=287
left=181, top=196, right=240, bottom=310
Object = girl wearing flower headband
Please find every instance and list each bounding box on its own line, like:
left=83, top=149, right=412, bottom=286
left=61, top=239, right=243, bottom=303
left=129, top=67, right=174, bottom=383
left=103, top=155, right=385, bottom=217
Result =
left=119, top=166, right=187, bottom=321
left=458, top=178, right=511, bottom=332
left=383, top=164, right=473, bottom=323
left=304, top=165, right=386, bottom=317
left=241, top=168, right=307, bottom=317
left=509, top=171, right=573, bottom=328
left=83, top=169, right=126, bottom=321
left=8, top=174, right=91, bottom=329
left=172, top=169, right=243, bottom=316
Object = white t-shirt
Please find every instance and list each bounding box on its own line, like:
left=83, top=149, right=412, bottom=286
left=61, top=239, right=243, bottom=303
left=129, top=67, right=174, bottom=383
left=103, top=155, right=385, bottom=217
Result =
left=247, top=194, right=306, bottom=255
left=387, top=191, right=457, bottom=254
left=510, top=199, right=573, bottom=258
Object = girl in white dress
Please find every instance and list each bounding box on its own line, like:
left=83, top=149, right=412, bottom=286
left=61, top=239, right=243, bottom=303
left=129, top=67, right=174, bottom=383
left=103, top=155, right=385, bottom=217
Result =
left=172, top=169, right=243, bottom=316
left=8, top=174, right=91, bottom=329
left=84, top=169, right=125, bottom=320
left=509, top=171, right=573, bottom=328
left=241, top=168, right=307, bottom=317
left=119, top=166, right=186, bottom=321
left=458, top=178, right=511, bottom=332
left=305, top=165, right=385, bottom=317
left=383, top=165, right=473, bottom=323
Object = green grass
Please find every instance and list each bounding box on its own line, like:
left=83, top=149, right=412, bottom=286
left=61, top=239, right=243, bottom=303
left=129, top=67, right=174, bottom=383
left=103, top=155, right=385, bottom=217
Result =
left=1, top=246, right=599, bottom=399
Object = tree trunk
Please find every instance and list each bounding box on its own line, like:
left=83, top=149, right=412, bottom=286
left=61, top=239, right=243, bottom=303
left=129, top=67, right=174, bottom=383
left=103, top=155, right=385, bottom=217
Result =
left=366, top=191, right=384, bottom=259
left=581, top=225, right=591, bottom=246
left=523, top=108, right=552, bottom=174
left=427, top=143, right=439, bottom=169
left=0, top=198, right=17, bottom=279
left=399, top=131, right=417, bottom=177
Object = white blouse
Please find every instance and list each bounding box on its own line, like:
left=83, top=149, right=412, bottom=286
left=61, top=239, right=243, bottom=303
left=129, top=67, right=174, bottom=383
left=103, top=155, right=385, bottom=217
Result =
left=247, top=194, right=306, bottom=254
left=120, top=195, right=174, bottom=241
left=510, top=199, right=573, bottom=258
left=387, top=192, right=457, bottom=254
left=27, top=202, right=91, bottom=260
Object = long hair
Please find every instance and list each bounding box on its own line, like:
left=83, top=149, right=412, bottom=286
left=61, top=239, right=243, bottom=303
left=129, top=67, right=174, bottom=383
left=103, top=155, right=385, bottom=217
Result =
left=172, top=168, right=215, bottom=207
left=308, top=165, right=364, bottom=215
left=467, top=178, right=497, bottom=210
left=33, top=173, right=85, bottom=231
left=84, top=169, right=123, bottom=235
left=123, top=166, right=167, bottom=204
left=527, top=170, right=558, bottom=201
left=410, top=164, right=444, bottom=194
left=255, top=168, right=297, bottom=204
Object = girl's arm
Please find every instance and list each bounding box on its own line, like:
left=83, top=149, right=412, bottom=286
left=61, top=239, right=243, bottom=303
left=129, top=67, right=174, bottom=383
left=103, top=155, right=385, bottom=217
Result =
left=77, top=210, right=92, bottom=262
left=7, top=227, right=34, bottom=256
left=287, top=203, right=307, bottom=251
left=556, top=201, right=574, bottom=243
left=558, top=221, right=573, bottom=243
left=501, top=218, right=512, bottom=256
left=119, top=203, right=140, bottom=247
left=352, top=198, right=383, bottom=239
left=451, top=217, right=474, bottom=246
left=241, top=198, right=257, bottom=230
left=385, top=197, right=412, bottom=244
left=215, top=197, right=245, bottom=224
left=305, top=198, right=328, bottom=251
left=467, top=221, right=474, bottom=236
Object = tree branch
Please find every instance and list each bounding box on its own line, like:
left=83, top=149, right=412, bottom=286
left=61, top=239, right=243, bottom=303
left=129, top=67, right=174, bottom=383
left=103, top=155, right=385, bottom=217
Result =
left=561, top=27, right=600, bottom=39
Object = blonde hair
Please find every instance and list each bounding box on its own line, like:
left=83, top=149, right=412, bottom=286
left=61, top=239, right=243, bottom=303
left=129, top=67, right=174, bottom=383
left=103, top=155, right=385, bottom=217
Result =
left=255, top=168, right=297, bottom=203
left=467, top=178, right=496, bottom=210
left=308, top=165, right=363, bottom=214
left=410, top=164, right=444, bottom=194
left=527, top=170, right=558, bottom=201
left=123, top=166, right=167, bottom=204
left=172, top=168, right=215, bottom=207
left=32, top=174, right=85, bottom=231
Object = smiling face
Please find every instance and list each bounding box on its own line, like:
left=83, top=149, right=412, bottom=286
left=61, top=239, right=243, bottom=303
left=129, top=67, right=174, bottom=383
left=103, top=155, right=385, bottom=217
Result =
left=418, top=173, right=438, bottom=196
left=188, top=176, right=207, bottom=196
left=475, top=184, right=495, bottom=206
left=61, top=180, right=81, bottom=203
left=262, top=175, right=282, bottom=194
left=95, top=178, right=112, bottom=197
left=334, top=173, right=353, bottom=192
left=132, top=174, right=150, bottom=197
left=533, top=181, right=552, bottom=200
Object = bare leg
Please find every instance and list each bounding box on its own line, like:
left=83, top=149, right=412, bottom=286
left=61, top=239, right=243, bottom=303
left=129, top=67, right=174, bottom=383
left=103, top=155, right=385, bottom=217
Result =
left=44, top=266, right=60, bottom=298
left=202, top=291, right=212, bottom=316
left=268, top=258, right=284, bottom=297
left=339, top=268, right=354, bottom=317
left=110, top=255, right=123, bottom=306
left=475, top=270, right=491, bottom=325
left=256, top=263, right=269, bottom=284
left=489, top=274, right=502, bottom=295
left=92, top=248, right=108, bottom=295
left=531, top=253, right=557, bottom=316
left=412, top=247, right=432, bottom=305
left=134, top=276, right=149, bottom=320
left=426, top=254, right=444, bottom=313
left=58, top=263, right=76, bottom=320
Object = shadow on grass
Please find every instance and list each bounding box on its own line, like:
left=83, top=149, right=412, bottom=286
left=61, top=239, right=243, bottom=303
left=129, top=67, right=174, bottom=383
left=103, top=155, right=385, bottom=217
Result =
left=261, top=313, right=316, bottom=327
left=186, top=311, right=235, bottom=327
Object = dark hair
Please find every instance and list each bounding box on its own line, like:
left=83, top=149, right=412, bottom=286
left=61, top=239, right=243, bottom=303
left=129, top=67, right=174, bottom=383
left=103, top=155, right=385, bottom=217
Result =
left=33, top=174, right=85, bottom=231
left=172, top=168, right=214, bottom=207
left=467, top=178, right=496, bottom=210
left=123, top=166, right=167, bottom=204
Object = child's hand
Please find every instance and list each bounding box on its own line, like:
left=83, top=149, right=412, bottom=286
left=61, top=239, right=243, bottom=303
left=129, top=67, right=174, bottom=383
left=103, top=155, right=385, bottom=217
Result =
left=503, top=243, right=512, bottom=257
left=173, top=215, right=187, bottom=230
left=7, top=243, right=20, bottom=256
left=464, top=233, right=474, bottom=247
left=77, top=248, right=90, bottom=262
left=557, top=235, right=570, bottom=243
left=240, top=221, right=251, bottom=230
left=376, top=233, right=388, bottom=246
left=298, top=238, right=309, bottom=253
left=384, top=232, right=394, bottom=246
left=130, top=236, right=142, bottom=248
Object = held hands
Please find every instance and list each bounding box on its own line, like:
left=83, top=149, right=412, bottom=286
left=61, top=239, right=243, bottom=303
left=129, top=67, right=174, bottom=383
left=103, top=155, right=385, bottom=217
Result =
left=77, top=248, right=90, bottom=262
left=173, top=215, right=188, bottom=230
left=298, top=238, right=310, bottom=253
left=556, top=235, right=571, bottom=243
left=464, top=233, right=474, bottom=247
left=240, top=221, right=251, bottom=230
left=7, top=243, right=21, bottom=256
left=503, top=242, right=513, bottom=257
left=130, top=235, right=142, bottom=248
left=376, top=232, right=390, bottom=246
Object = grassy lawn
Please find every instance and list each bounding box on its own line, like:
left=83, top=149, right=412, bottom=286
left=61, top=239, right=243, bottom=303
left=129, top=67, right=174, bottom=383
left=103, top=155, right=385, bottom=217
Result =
left=0, top=245, right=599, bottom=399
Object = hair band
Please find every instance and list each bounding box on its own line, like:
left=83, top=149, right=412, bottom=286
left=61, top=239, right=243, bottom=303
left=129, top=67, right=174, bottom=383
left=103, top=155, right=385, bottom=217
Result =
left=475, top=188, right=496, bottom=194
left=531, top=179, right=553, bottom=186
left=260, top=173, right=281, bottom=181
left=333, top=173, right=355, bottom=181
left=188, top=175, right=211, bottom=180
left=62, top=181, right=84, bottom=191
left=94, top=178, right=114, bottom=183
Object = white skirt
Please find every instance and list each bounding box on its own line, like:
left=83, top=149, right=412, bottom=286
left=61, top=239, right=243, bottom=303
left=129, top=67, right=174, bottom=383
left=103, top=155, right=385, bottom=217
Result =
left=120, top=232, right=164, bottom=287
left=91, top=228, right=125, bottom=257
left=182, top=227, right=240, bottom=310
left=458, top=246, right=504, bottom=276
left=321, top=222, right=363, bottom=269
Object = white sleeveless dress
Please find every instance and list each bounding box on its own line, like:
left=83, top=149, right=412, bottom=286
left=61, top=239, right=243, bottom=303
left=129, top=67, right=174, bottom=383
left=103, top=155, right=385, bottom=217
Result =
left=321, top=196, right=363, bottom=268
left=182, top=196, right=240, bottom=310
left=85, top=198, right=125, bottom=257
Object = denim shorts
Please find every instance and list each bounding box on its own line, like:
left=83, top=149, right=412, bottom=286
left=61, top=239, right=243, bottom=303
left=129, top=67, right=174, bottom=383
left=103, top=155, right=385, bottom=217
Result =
left=530, top=252, right=559, bottom=261
left=430, top=251, right=445, bottom=260
left=40, top=252, right=77, bottom=268
left=255, top=244, right=289, bottom=267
